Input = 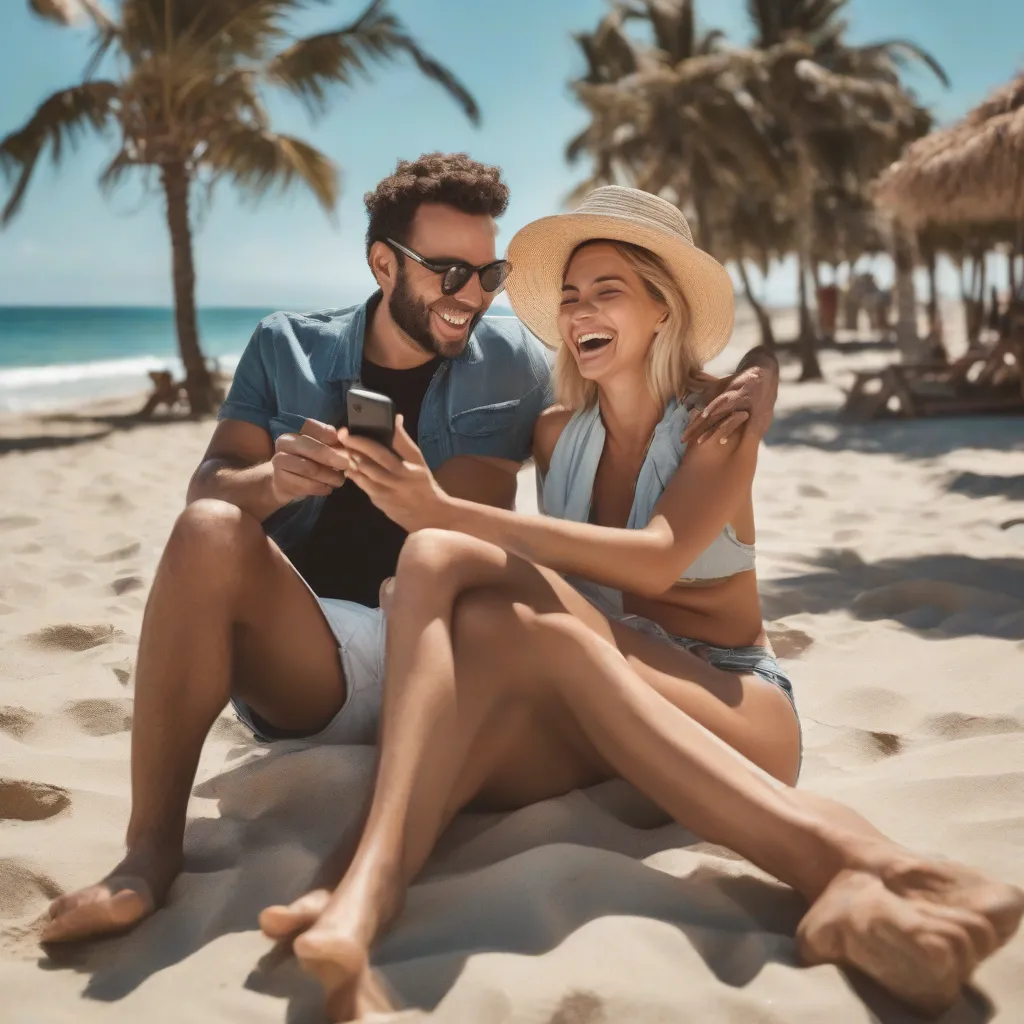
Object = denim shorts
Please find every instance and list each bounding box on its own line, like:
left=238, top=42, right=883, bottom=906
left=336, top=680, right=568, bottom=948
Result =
left=617, top=614, right=802, bottom=771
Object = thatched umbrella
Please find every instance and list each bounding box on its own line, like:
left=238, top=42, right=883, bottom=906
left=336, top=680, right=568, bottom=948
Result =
left=874, top=71, right=1024, bottom=228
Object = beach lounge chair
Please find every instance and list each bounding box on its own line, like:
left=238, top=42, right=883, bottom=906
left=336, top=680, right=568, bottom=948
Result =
left=842, top=328, right=1024, bottom=420
left=138, top=370, right=187, bottom=418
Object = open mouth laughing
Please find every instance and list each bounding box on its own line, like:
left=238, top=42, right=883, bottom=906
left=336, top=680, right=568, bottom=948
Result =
left=432, top=303, right=476, bottom=336
left=575, top=330, right=614, bottom=354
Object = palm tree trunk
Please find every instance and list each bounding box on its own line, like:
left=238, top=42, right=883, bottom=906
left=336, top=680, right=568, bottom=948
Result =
left=736, top=260, right=775, bottom=349
left=924, top=246, right=944, bottom=358
left=691, top=181, right=714, bottom=259
left=796, top=252, right=821, bottom=379
left=892, top=220, right=921, bottom=363
left=792, top=139, right=821, bottom=381
left=160, top=161, right=214, bottom=416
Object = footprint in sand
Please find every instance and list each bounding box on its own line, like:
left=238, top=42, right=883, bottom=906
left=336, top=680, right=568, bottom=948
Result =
left=25, top=623, right=129, bottom=653
left=95, top=542, right=142, bottom=563
left=0, top=780, right=71, bottom=822
left=832, top=528, right=861, bottom=543
left=0, top=707, right=39, bottom=741
left=797, top=483, right=828, bottom=499
left=111, top=576, right=145, bottom=596
left=63, top=698, right=133, bottom=737
left=868, top=730, right=903, bottom=757
left=107, top=661, right=133, bottom=686
left=767, top=626, right=815, bottom=659
left=923, top=711, right=1022, bottom=741
left=0, top=515, right=40, bottom=531
left=0, top=859, right=63, bottom=920
left=548, top=991, right=605, bottom=1024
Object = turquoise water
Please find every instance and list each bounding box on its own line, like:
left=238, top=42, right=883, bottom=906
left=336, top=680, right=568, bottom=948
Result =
left=0, top=302, right=518, bottom=413
left=0, top=306, right=274, bottom=412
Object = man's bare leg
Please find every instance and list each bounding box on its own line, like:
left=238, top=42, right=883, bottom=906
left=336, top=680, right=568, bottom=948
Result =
left=273, top=531, right=1021, bottom=1020
left=42, top=500, right=348, bottom=943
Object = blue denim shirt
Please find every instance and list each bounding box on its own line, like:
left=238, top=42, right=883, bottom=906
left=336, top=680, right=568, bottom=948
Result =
left=218, top=294, right=552, bottom=549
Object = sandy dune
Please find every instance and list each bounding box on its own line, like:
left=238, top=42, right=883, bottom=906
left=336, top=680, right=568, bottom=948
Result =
left=1, top=325, right=1022, bottom=1023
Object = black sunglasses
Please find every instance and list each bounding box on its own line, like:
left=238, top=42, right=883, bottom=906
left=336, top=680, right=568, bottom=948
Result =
left=386, top=238, right=510, bottom=296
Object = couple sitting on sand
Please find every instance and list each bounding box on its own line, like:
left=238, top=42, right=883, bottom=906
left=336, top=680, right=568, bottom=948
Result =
left=42, top=153, right=1022, bottom=1020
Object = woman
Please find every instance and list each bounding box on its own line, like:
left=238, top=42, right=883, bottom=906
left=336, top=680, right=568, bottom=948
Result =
left=261, top=188, right=1022, bottom=1021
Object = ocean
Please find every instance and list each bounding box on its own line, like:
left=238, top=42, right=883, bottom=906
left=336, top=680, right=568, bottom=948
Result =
left=0, top=302, right=521, bottom=414
left=0, top=306, right=276, bottom=414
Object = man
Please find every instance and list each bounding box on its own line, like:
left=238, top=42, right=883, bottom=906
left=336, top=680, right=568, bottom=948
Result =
left=41, top=153, right=779, bottom=943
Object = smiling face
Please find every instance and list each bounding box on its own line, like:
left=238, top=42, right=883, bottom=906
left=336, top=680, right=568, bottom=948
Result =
left=557, top=242, right=668, bottom=387
left=379, top=202, right=500, bottom=359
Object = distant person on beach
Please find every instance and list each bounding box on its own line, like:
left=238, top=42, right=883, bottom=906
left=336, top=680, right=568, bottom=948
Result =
left=260, top=187, right=1022, bottom=1021
left=40, top=155, right=780, bottom=944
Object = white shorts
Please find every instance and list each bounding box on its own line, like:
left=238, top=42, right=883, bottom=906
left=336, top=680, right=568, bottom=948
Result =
left=232, top=596, right=387, bottom=746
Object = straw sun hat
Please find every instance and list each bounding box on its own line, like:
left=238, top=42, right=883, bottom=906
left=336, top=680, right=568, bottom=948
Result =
left=505, top=185, right=735, bottom=363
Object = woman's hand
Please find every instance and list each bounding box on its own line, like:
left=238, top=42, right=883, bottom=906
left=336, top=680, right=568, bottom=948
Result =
left=340, top=416, right=451, bottom=533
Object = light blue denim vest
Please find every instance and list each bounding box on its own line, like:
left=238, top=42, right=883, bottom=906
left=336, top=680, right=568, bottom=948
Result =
left=539, top=399, right=755, bottom=615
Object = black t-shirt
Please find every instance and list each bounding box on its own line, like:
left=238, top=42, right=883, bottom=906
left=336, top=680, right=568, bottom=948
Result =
left=285, top=355, right=440, bottom=605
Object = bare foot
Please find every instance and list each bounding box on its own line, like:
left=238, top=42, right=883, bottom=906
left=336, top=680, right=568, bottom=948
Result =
left=797, top=857, right=1024, bottom=1016
left=41, top=847, right=181, bottom=944
left=294, top=931, right=394, bottom=1022
left=293, top=865, right=404, bottom=1022
left=259, top=888, right=331, bottom=941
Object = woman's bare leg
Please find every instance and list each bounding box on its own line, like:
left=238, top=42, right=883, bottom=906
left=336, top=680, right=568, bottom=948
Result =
left=278, top=531, right=1022, bottom=1019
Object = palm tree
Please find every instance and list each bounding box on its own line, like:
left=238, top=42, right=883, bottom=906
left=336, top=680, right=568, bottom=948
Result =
left=567, top=1, right=780, bottom=257
left=745, top=0, right=945, bottom=378
left=1, top=0, right=479, bottom=414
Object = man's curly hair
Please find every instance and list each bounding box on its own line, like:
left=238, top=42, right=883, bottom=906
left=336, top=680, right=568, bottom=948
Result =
left=364, top=153, right=509, bottom=257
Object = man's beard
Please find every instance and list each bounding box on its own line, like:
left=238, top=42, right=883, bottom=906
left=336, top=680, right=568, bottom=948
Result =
left=388, top=267, right=481, bottom=359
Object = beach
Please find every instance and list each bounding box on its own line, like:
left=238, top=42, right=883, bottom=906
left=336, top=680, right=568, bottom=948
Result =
left=1, top=316, right=1022, bottom=1024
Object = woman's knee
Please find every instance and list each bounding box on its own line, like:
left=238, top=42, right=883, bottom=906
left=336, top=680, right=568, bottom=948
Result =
left=394, top=528, right=500, bottom=595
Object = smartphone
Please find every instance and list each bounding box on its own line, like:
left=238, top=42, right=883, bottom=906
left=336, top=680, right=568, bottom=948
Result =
left=346, top=386, right=395, bottom=448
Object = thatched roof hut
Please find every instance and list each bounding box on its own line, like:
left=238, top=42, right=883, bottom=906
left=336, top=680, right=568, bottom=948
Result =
left=874, top=71, right=1024, bottom=228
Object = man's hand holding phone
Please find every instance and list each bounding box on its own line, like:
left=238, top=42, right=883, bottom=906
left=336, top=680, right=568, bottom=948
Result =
left=270, top=418, right=351, bottom=506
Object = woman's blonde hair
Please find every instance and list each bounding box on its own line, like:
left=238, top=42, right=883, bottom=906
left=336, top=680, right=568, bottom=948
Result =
left=553, top=240, right=702, bottom=410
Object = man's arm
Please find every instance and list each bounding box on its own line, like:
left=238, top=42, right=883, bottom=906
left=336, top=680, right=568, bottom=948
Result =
left=681, top=345, right=780, bottom=446
left=187, top=418, right=350, bottom=521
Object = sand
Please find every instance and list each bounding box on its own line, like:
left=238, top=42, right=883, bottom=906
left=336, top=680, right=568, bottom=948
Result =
left=1, top=316, right=1023, bottom=1024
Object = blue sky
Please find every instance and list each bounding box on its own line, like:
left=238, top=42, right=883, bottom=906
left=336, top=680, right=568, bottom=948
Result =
left=0, top=0, right=1022, bottom=309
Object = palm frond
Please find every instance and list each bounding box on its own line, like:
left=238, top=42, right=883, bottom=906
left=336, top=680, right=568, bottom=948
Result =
left=856, top=40, right=950, bottom=88
left=29, top=0, right=110, bottom=26
left=266, top=0, right=478, bottom=123
left=204, top=126, right=339, bottom=212
left=0, top=80, right=118, bottom=223
left=98, top=146, right=137, bottom=194
left=120, top=0, right=301, bottom=61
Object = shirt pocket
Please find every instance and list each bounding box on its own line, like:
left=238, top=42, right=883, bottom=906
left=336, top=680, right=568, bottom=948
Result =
left=450, top=398, right=523, bottom=437
left=268, top=411, right=309, bottom=441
